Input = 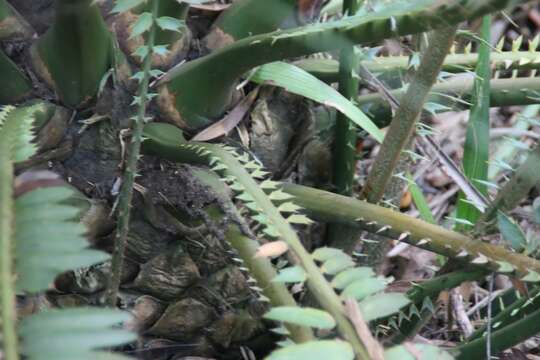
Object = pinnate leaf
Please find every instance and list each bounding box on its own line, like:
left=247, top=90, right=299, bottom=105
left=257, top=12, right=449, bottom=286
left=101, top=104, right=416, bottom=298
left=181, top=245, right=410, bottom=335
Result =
left=20, top=308, right=136, bottom=360
left=312, top=247, right=347, bottom=262
left=384, top=344, right=453, bottom=360
left=130, top=12, right=153, bottom=39
left=497, top=212, right=527, bottom=251
left=267, top=340, right=353, bottom=360
left=156, top=16, right=185, bottom=33
left=264, top=307, right=336, bottom=330
left=15, top=187, right=109, bottom=292
left=331, top=267, right=375, bottom=290
left=112, top=0, right=145, bottom=13
left=359, top=293, right=410, bottom=322
left=342, top=277, right=387, bottom=301
left=272, top=266, right=307, bottom=283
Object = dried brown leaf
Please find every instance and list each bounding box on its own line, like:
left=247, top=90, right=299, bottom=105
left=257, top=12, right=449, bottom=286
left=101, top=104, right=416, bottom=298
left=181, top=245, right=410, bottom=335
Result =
left=14, top=170, right=64, bottom=198
left=192, top=87, right=260, bottom=141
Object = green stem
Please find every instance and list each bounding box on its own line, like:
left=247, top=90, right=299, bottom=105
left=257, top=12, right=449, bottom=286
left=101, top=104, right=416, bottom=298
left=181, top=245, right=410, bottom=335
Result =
left=105, top=0, right=158, bottom=307
left=280, top=183, right=540, bottom=279
left=332, top=0, right=361, bottom=197
left=358, top=76, right=540, bottom=127
left=225, top=223, right=315, bottom=343
left=295, top=50, right=540, bottom=83
left=155, top=0, right=189, bottom=45
left=141, top=123, right=371, bottom=359
left=356, top=27, right=456, bottom=266
left=361, top=26, right=456, bottom=204
left=33, top=0, right=111, bottom=107
left=408, top=270, right=488, bottom=304
left=327, top=0, right=361, bottom=252
left=158, top=0, right=511, bottom=129
left=453, top=306, right=540, bottom=359
left=0, top=128, right=19, bottom=360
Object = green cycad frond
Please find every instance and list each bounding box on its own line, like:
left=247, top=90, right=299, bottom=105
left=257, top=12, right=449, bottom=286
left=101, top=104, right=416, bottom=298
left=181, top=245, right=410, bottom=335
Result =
left=19, top=308, right=135, bottom=360
left=141, top=123, right=429, bottom=358
left=15, top=186, right=109, bottom=293
left=0, top=104, right=134, bottom=360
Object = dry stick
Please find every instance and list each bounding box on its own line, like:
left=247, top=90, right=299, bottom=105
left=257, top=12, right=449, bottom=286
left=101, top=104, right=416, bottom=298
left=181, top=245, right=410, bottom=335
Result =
left=357, top=26, right=458, bottom=267
left=344, top=299, right=385, bottom=360
left=105, top=0, right=159, bottom=306
left=486, top=274, right=495, bottom=359
left=465, top=288, right=504, bottom=316
left=451, top=289, right=474, bottom=337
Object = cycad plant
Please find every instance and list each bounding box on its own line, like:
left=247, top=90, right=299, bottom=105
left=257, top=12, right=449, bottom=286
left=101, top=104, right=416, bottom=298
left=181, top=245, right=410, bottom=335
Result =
left=0, top=105, right=135, bottom=360
left=1, top=0, right=540, bottom=359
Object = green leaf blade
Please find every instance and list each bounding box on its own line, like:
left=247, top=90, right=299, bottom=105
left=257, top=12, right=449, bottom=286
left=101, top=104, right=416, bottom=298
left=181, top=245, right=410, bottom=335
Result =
left=497, top=212, right=527, bottom=251
left=130, top=12, right=153, bottom=39
left=251, top=62, right=384, bottom=142
left=341, top=277, right=387, bottom=301
left=456, top=15, right=492, bottom=228
left=264, top=306, right=336, bottom=330
left=358, top=293, right=410, bottom=322
left=272, top=266, right=307, bottom=283
left=156, top=16, right=185, bottom=33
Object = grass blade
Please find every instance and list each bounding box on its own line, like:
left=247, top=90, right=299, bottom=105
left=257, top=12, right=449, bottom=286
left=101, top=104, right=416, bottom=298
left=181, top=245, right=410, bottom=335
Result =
left=250, top=61, right=384, bottom=142
left=456, top=15, right=492, bottom=229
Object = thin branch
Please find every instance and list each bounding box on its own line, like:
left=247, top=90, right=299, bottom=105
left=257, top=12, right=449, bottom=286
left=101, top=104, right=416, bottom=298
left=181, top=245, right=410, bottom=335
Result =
left=451, top=289, right=474, bottom=337
left=486, top=274, right=495, bottom=360
left=105, top=0, right=159, bottom=306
